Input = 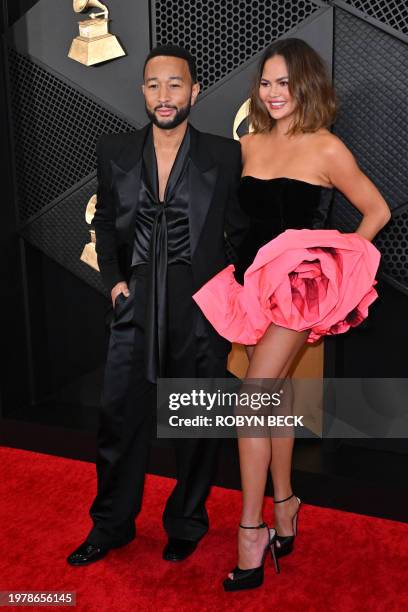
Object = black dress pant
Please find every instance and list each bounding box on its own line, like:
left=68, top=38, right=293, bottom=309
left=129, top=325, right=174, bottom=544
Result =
left=87, top=264, right=226, bottom=546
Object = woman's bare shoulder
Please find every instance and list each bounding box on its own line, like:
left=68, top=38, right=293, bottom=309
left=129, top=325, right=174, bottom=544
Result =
left=313, top=129, right=351, bottom=157
left=240, top=131, right=266, bottom=151
left=240, top=131, right=265, bottom=143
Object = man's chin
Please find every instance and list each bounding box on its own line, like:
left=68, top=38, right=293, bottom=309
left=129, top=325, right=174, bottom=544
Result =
left=153, top=115, right=178, bottom=129
left=145, top=104, right=191, bottom=130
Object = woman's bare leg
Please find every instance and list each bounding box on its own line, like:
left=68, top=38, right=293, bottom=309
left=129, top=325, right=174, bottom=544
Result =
left=247, top=325, right=308, bottom=536
left=245, top=345, right=255, bottom=361
left=233, top=324, right=308, bottom=573
left=227, top=344, right=270, bottom=574
left=228, top=436, right=271, bottom=574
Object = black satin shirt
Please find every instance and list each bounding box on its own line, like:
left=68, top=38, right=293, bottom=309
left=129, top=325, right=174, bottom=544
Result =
left=130, top=125, right=192, bottom=383
left=131, top=126, right=191, bottom=266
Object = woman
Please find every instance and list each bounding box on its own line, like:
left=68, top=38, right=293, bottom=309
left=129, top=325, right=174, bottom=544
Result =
left=193, top=38, right=390, bottom=591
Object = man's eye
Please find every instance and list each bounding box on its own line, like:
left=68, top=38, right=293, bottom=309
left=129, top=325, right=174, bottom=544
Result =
left=170, top=84, right=181, bottom=88
left=148, top=84, right=158, bottom=89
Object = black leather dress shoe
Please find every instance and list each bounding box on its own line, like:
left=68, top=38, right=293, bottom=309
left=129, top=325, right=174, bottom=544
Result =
left=162, top=538, right=198, bottom=562
left=67, top=541, right=110, bottom=566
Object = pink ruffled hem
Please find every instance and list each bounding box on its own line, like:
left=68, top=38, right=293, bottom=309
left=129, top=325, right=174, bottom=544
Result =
left=193, top=229, right=381, bottom=345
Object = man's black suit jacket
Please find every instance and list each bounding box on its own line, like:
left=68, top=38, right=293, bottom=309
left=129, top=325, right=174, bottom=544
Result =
left=93, top=122, right=249, bottom=357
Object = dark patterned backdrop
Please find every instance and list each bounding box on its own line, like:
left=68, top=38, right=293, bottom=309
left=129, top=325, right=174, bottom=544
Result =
left=5, top=0, right=407, bottom=298
left=336, top=0, right=408, bottom=37
left=153, top=0, right=322, bottom=90
left=8, top=49, right=134, bottom=224
left=4, top=1, right=408, bottom=299
left=331, top=8, right=408, bottom=295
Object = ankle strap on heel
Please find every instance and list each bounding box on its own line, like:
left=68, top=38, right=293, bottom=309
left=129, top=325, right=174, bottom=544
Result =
left=239, top=522, right=267, bottom=529
left=274, top=493, right=294, bottom=504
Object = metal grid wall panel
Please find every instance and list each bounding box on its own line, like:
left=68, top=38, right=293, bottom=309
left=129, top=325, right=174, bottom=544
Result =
left=332, top=9, right=408, bottom=294
left=21, top=176, right=107, bottom=296
left=332, top=9, right=408, bottom=213
left=8, top=48, right=135, bottom=223
left=375, top=202, right=408, bottom=296
left=340, top=0, right=408, bottom=36
left=153, top=0, right=322, bottom=90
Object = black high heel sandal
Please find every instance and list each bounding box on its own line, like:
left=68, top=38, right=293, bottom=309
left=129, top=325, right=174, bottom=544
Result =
left=223, top=522, right=280, bottom=592
left=274, top=493, right=301, bottom=558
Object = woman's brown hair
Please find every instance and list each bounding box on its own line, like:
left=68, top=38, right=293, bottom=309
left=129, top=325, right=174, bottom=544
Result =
left=249, top=38, right=337, bottom=135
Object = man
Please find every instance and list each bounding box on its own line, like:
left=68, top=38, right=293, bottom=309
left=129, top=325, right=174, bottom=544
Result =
left=67, top=45, right=248, bottom=566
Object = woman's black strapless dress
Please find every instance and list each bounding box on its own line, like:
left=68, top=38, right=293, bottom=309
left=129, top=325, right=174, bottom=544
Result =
left=193, top=176, right=381, bottom=344
left=234, top=176, right=334, bottom=283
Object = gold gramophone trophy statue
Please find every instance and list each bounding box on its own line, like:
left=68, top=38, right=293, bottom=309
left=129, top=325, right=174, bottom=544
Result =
left=68, top=0, right=125, bottom=66
left=80, top=194, right=100, bottom=270
left=233, top=98, right=253, bottom=140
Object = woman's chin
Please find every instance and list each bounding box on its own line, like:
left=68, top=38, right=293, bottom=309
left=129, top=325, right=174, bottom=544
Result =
left=266, top=108, right=295, bottom=122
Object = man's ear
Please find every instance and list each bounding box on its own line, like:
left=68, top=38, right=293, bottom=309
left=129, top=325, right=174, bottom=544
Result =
left=191, top=82, right=200, bottom=106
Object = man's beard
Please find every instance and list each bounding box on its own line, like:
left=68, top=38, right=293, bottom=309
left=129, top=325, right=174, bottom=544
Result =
left=145, top=100, right=191, bottom=129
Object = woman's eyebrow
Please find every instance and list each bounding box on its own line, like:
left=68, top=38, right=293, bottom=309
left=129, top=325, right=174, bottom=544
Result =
left=260, top=75, right=289, bottom=82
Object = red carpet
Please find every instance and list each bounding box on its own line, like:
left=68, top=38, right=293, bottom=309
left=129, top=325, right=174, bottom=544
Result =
left=1, top=446, right=407, bottom=612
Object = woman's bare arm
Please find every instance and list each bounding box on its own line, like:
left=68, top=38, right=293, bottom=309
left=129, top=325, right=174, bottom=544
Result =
left=324, top=135, right=391, bottom=240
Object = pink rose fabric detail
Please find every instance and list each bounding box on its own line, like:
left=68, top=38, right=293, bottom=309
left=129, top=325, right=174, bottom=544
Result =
left=192, top=229, right=380, bottom=344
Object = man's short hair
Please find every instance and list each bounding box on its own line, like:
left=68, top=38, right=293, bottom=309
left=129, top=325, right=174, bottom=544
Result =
left=143, top=45, right=198, bottom=83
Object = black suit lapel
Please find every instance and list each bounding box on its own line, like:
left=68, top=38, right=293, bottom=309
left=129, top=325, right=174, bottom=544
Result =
left=110, top=123, right=218, bottom=253
left=110, top=124, right=150, bottom=242
left=188, top=125, right=218, bottom=257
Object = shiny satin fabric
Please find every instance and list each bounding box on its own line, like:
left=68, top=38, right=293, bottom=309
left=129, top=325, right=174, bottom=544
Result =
left=105, top=125, right=224, bottom=285
left=131, top=125, right=191, bottom=265
left=95, top=123, right=245, bottom=370
left=131, top=125, right=192, bottom=383
left=89, top=124, right=247, bottom=547
left=88, top=264, right=225, bottom=545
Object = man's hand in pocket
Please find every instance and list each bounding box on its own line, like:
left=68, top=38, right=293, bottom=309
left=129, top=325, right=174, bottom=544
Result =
left=111, top=281, right=130, bottom=307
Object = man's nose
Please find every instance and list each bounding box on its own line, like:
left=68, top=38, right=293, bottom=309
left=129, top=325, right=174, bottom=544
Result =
left=158, top=85, right=170, bottom=104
